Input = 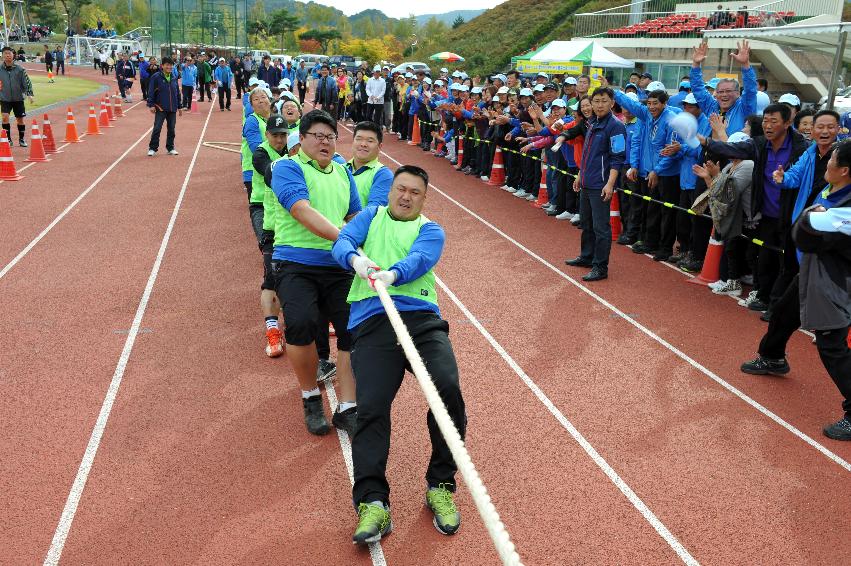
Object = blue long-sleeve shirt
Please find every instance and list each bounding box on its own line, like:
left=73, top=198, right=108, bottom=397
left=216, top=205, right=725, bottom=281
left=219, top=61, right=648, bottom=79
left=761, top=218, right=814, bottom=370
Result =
left=214, top=65, right=233, bottom=88
left=243, top=92, right=253, bottom=117
left=615, top=90, right=681, bottom=176
left=332, top=206, right=444, bottom=329
left=270, top=158, right=361, bottom=266
left=281, top=66, right=297, bottom=85
left=781, top=144, right=829, bottom=226
left=180, top=64, right=197, bottom=87
left=690, top=66, right=757, bottom=134
left=242, top=114, right=264, bottom=181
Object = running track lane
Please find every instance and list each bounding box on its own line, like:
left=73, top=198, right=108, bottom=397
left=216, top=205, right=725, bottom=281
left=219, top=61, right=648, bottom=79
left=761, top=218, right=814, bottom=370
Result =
left=0, top=100, right=213, bottom=562
left=47, top=106, right=686, bottom=565
left=342, top=127, right=851, bottom=563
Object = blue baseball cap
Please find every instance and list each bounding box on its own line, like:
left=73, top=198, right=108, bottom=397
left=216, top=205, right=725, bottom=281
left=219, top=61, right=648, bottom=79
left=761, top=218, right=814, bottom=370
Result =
left=707, top=78, right=721, bottom=89
left=679, top=80, right=691, bottom=89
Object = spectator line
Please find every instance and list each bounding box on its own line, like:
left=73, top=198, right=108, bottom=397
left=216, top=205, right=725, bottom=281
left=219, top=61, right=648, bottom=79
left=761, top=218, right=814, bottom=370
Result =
left=43, top=96, right=217, bottom=566
left=364, top=133, right=851, bottom=473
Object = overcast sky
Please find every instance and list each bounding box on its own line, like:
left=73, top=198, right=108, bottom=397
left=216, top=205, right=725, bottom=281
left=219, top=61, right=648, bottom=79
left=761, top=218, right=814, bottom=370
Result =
left=312, top=0, right=507, bottom=19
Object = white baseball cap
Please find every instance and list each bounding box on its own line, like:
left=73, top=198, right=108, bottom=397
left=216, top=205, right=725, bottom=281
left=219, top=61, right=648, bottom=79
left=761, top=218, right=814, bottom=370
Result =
left=564, top=77, right=578, bottom=85
left=533, top=84, right=545, bottom=92
left=451, top=71, right=462, bottom=78
left=287, top=131, right=300, bottom=151
left=248, top=77, right=261, bottom=86
left=373, top=64, right=381, bottom=72
left=727, top=131, right=751, bottom=143
left=471, top=86, right=482, bottom=94
left=405, top=72, right=414, bottom=78
left=492, top=95, right=500, bottom=102
left=778, top=93, right=801, bottom=107
left=457, top=84, right=469, bottom=92
left=683, top=93, right=698, bottom=105
left=497, top=86, right=509, bottom=94
left=495, top=73, right=507, bottom=83
left=551, top=98, right=567, bottom=108
left=460, top=72, right=469, bottom=80
left=449, top=83, right=460, bottom=90
left=434, top=79, right=444, bottom=86
left=280, top=78, right=291, bottom=87
left=423, top=77, right=433, bottom=85
left=440, top=67, right=449, bottom=73
left=519, top=87, right=533, bottom=97
left=537, top=72, right=548, bottom=79
left=647, top=81, right=666, bottom=92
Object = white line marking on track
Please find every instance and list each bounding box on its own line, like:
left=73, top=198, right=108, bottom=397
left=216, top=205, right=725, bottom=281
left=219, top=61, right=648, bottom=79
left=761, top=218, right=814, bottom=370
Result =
left=325, top=384, right=387, bottom=565
left=0, top=125, right=153, bottom=282
left=367, top=136, right=851, bottom=473
left=43, top=99, right=217, bottom=565
left=434, top=276, right=698, bottom=565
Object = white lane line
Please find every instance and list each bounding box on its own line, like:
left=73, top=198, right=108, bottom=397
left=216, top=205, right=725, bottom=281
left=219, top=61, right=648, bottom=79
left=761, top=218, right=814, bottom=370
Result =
left=366, top=136, right=851, bottom=473
left=43, top=99, right=217, bottom=565
left=325, top=384, right=387, bottom=566
left=0, top=125, right=153, bottom=281
left=435, top=276, right=698, bottom=565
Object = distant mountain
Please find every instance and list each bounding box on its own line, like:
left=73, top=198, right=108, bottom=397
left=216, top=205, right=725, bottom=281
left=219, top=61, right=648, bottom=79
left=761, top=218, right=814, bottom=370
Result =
left=415, top=10, right=485, bottom=26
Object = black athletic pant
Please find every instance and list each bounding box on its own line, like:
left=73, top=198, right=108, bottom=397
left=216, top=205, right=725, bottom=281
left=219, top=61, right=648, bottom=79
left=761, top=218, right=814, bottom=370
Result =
left=769, top=234, right=799, bottom=310
left=677, top=190, right=697, bottom=254
left=199, top=82, right=212, bottom=101
left=657, top=175, right=680, bottom=254
left=218, top=86, right=231, bottom=109
left=182, top=85, right=194, bottom=109
left=631, top=177, right=649, bottom=242
left=520, top=149, right=540, bottom=193
left=235, top=76, right=244, bottom=99
left=758, top=275, right=851, bottom=419
left=754, top=217, right=783, bottom=303
left=351, top=311, right=466, bottom=506
left=298, top=82, right=307, bottom=105
left=148, top=110, right=176, bottom=152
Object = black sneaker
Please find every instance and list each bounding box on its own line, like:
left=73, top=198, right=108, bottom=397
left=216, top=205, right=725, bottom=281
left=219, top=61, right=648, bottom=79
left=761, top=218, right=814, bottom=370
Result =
left=582, top=267, right=608, bottom=281
left=18, top=138, right=27, bottom=148
left=652, top=249, right=672, bottom=262
left=748, top=299, right=769, bottom=312
left=631, top=242, right=654, bottom=254
left=303, top=396, right=330, bottom=435
left=616, top=235, right=636, bottom=246
left=679, top=256, right=703, bottom=273
left=740, top=355, right=790, bottom=376
left=668, top=253, right=684, bottom=263
left=823, top=417, right=851, bottom=441
left=332, top=406, right=357, bottom=435
left=317, top=358, right=337, bottom=383
left=760, top=309, right=773, bottom=322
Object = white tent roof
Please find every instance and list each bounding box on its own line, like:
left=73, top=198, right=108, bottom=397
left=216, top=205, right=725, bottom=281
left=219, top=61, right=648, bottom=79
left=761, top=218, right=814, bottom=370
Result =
left=526, top=40, right=634, bottom=68
left=702, top=20, right=851, bottom=53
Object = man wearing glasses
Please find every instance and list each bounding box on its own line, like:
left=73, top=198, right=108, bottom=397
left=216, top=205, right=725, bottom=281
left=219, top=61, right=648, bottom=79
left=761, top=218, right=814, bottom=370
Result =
left=269, top=109, right=361, bottom=436
left=690, top=39, right=757, bottom=135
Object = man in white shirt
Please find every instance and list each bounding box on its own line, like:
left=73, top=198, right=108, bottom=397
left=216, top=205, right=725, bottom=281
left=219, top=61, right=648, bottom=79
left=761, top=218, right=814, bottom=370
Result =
left=365, top=65, right=386, bottom=125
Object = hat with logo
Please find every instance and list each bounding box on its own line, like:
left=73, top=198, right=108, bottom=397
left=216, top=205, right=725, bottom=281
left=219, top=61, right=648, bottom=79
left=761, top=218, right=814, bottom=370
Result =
left=551, top=98, right=567, bottom=108
left=266, top=113, right=289, bottom=134
left=647, top=81, right=666, bottom=92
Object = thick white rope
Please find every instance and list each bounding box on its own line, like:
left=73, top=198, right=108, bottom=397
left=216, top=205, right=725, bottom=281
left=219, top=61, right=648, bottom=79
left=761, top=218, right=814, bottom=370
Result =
left=370, top=277, right=523, bottom=566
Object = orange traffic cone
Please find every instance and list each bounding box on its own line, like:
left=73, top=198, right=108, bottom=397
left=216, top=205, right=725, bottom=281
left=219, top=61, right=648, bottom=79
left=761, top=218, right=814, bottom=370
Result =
left=113, top=94, right=124, bottom=117
left=533, top=162, right=548, bottom=207
left=41, top=114, right=60, bottom=153
left=104, top=95, right=115, bottom=121
left=191, top=92, right=199, bottom=114
left=454, top=137, right=464, bottom=170
left=408, top=116, right=421, bottom=146
left=610, top=191, right=622, bottom=241
left=0, top=130, right=23, bottom=180
left=488, top=147, right=506, bottom=186
left=687, top=230, right=724, bottom=285
left=86, top=104, right=101, bottom=135
left=98, top=101, right=113, bottom=128
left=25, top=120, right=50, bottom=162
left=47, top=70, right=54, bottom=83
left=64, top=106, right=83, bottom=142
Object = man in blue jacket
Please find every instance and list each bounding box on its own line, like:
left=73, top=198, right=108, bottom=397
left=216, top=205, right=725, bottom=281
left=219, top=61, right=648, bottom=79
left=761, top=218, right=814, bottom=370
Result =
left=146, top=57, right=182, bottom=156
left=564, top=87, right=626, bottom=281
left=690, top=39, right=757, bottom=135
left=214, top=58, right=233, bottom=111
left=616, top=82, right=683, bottom=261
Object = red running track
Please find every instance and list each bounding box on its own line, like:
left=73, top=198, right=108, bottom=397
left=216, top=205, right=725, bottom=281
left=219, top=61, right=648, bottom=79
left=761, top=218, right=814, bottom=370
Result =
left=1, top=91, right=849, bottom=565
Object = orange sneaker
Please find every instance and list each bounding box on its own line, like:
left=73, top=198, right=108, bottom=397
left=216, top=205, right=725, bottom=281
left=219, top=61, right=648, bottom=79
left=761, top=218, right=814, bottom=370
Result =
left=265, top=327, right=284, bottom=357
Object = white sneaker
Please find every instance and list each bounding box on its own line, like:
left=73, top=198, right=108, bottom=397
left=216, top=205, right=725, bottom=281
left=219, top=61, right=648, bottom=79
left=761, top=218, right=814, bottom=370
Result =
left=555, top=211, right=572, bottom=220
left=571, top=213, right=581, bottom=223
left=480, top=175, right=489, bottom=181
left=525, top=194, right=536, bottom=201
left=168, top=149, right=179, bottom=155
left=147, top=149, right=156, bottom=156
left=708, top=279, right=726, bottom=291
left=712, top=279, right=742, bottom=296
left=501, top=185, right=516, bottom=193
left=514, top=190, right=530, bottom=198
left=738, top=290, right=759, bottom=307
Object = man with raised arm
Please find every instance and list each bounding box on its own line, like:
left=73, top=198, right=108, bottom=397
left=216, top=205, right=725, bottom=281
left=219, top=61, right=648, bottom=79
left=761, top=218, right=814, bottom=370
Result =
left=690, top=40, right=757, bottom=135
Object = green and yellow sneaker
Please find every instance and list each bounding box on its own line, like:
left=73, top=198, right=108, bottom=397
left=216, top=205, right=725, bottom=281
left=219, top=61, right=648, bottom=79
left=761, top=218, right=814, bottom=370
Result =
left=352, top=502, right=392, bottom=545
left=425, top=484, right=460, bottom=535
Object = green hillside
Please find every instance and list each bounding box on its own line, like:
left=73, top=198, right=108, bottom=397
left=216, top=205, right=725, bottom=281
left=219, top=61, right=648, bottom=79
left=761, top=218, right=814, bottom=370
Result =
left=428, top=0, right=622, bottom=76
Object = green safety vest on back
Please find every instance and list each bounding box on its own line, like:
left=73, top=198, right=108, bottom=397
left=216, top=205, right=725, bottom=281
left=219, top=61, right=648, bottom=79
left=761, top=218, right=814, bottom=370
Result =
left=347, top=206, right=437, bottom=306
left=273, top=150, right=353, bottom=251
left=348, top=158, right=386, bottom=208
left=241, top=112, right=267, bottom=194
left=252, top=141, right=285, bottom=231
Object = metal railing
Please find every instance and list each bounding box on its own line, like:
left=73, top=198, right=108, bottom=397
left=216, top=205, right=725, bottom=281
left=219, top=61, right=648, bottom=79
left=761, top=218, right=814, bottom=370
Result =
left=574, top=0, right=838, bottom=39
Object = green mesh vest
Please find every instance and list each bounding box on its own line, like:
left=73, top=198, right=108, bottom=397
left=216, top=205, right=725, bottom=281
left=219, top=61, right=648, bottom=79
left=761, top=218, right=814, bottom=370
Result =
left=252, top=141, right=284, bottom=231
left=273, top=150, right=353, bottom=250
left=348, top=158, right=386, bottom=207
left=347, top=206, right=437, bottom=306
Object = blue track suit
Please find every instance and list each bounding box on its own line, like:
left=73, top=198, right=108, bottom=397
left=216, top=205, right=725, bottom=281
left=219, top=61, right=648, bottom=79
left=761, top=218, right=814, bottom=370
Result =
left=214, top=65, right=233, bottom=110
left=576, top=112, right=626, bottom=271
left=690, top=66, right=757, bottom=135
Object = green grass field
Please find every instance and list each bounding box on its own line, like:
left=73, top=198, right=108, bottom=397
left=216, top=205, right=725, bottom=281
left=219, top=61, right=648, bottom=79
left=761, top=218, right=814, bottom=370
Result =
left=29, top=73, right=103, bottom=112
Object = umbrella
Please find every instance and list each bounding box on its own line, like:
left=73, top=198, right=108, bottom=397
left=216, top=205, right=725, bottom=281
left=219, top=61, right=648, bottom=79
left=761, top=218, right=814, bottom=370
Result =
left=429, top=52, right=465, bottom=63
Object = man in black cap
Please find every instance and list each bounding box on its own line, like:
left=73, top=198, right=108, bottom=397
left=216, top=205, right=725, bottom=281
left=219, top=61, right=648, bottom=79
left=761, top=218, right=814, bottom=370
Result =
left=638, top=72, right=653, bottom=100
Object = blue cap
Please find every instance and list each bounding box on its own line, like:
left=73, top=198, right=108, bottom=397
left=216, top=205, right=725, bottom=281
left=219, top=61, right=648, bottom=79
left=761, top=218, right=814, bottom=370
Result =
left=679, top=80, right=691, bottom=89
left=624, top=82, right=638, bottom=91
left=707, top=78, right=721, bottom=89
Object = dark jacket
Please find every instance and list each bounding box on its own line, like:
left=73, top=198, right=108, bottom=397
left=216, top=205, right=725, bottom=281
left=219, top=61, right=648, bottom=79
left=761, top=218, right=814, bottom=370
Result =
left=793, top=195, right=851, bottom=330
left=705, top=129, right=809, bottom=228
left=579, top=112, right=626, bottom=190
left=146, top=70, right=182, bottom=112
left=116, top=59, right=135, bottom=80
left=0, top=63, right=33, bottom=102
left=257, top=64, right=280, bottom=87
left=313, top=75, right=339, bottom=105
